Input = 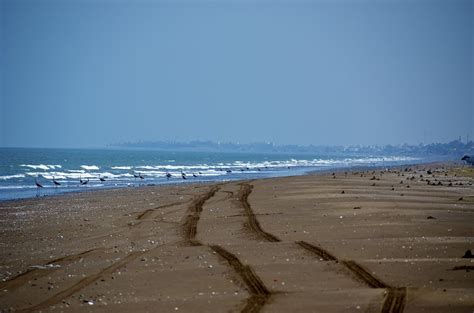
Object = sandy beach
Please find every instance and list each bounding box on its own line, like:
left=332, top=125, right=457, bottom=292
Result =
left=0, top=163, right=473, bottom=313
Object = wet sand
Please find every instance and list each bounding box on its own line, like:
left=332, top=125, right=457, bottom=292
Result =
left=0, top=163, right=473, bottom=312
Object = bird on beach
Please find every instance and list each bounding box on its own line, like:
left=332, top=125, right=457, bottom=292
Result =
left=462, top=155, right=473, bottom=165
left=52, top=176, right=61, bottom=187
left=133, top=171, right=140, bottom=179
left=35, top=178, right=44, bottom=196
left=80, top=177, right=89, bottom=185
left=181, top=172, right=187, bottom=180
left=193, top=173, right=198, bottom=177
left=99, top=174, right=106, bottom=182
left=166, top=172, right=172, bottom=179
left=139, top=173, right=144, bottom=180
left=226, top=169, right=232, bottom=174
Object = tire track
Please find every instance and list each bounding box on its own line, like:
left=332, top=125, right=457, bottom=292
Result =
left=341, top=260, right=387, bottom=289
left=182, top=185, right=220, bottom=246
left=0, top=248, right=101, bottom=292
left=381, top=287, right=406, bottom=313
left=296, top=241, right=337, bottom=261
left=17, top=250, right=146, bottom=313
left=297, top=241, right=406, bottom=313
left=179, top=183, right=273, bottom=312
left=210, top=245, right=271, bottom=313
left=238, top=183, right=281, bottom=242
left=136, top=200, right=191, bottom=220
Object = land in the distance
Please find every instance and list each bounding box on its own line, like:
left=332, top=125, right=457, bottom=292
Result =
left=112, top=139, right=474, bottom=157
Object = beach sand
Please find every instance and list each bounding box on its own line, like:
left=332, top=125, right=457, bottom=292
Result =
left=0, top=164, right=473, bottom=312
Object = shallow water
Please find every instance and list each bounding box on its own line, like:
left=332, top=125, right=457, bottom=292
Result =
left=0, top=147, right=423, bottom=200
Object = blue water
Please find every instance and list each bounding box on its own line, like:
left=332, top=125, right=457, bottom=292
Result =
left=0, top=148, right=423, bottom=201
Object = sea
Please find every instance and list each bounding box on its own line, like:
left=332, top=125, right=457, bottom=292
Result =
left=0, top=147, right=424, bottom=201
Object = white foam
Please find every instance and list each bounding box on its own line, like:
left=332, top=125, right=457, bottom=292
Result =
left=135, top=164, right=212, bottom=170
left=25, top=172, right=43, bottom=177
left=0, top=174, right=26, bottom=180
left=81, top=165, right=99, bottom=170
left=220, top=156, right=419, bottom=169
left=38, top=171, right=123, bottom=180
left=20, top=164, right=61, bottom=170
left=194, top=171, right=225, bottom=177
left=111, top=166, right=132, bottom=170
left=0, top=185, right=36, bottom=190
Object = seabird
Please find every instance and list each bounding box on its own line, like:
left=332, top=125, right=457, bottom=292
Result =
left=35, top=177, right=44, bottom=196
left=462, top=155, right=473, bottom=165
left=52, top=176, right=61, bottom=187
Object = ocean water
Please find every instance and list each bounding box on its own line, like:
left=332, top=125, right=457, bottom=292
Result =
left=0, top=148, right=422, bottom=201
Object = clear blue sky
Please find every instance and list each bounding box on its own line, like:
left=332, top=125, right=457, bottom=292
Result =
left=1, top=0, right=472, bottom=148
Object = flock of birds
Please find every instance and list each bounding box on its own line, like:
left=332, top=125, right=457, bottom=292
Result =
left=33, top=166, right=275, bottom=197
left=35, top=175, right=92, bottom=196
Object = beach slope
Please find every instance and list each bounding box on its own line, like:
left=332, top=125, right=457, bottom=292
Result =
left=1, top=164, right=473, bottom=312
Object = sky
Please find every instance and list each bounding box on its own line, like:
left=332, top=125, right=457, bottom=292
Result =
left=1, top=0, right=472, bottom=148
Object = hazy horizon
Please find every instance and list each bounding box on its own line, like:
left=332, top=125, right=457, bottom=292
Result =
left=1, top=0, right=473, bottom=149
left=0, top=137, right=473, bottom=150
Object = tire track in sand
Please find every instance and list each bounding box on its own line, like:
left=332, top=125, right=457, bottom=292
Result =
left=296, top=241, right=337, bottom=261
left=210, top=245, right=272, bottom=313
left=341, top=260, right=387, bottom=289
left=238, top=183, right=281, bottom=242
left=297, top=241, right=406, bottom=313
left=16, top=250, right=146, bottom=313
left=180, top=184, right=273, bottom=312
left=380, top=287, right=406, bottom=313
left=136, top=200, right=191, bottom=220
left=0, top=248, right=102, bottom=292
left=182, top=185, right=220, bottom=246
left=231, top=184, right=405, bottom=312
